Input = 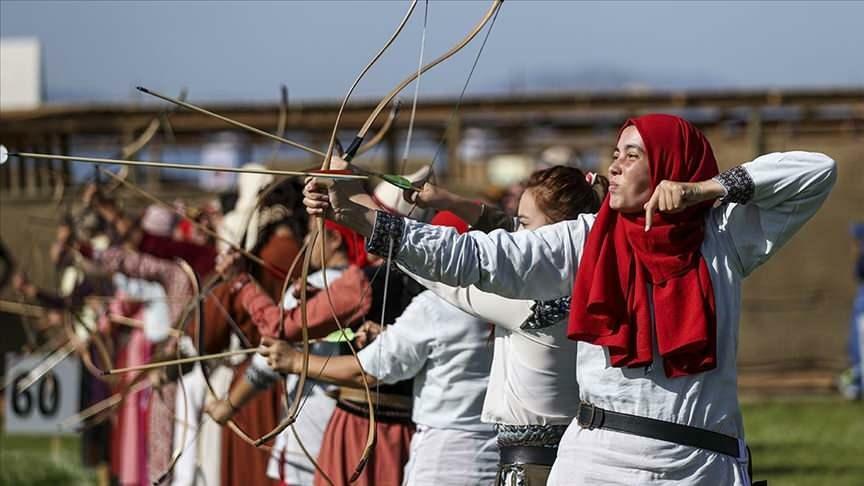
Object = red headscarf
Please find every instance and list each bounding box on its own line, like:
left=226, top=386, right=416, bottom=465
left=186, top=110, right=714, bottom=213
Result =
left=567, top=114, right=719, bottom=377
left=431, top=210, right=469, bottom=234
left=324, top=220, right=368, bottom=268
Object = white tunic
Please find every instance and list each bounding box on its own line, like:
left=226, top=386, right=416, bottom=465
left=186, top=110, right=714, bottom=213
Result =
left=357, top=290, right=498, bottom=485
left=384, top=152, right=836, bottom=485
left=404, top=271, right=579, bottom=426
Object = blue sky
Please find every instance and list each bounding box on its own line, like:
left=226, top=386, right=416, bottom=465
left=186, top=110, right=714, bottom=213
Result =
left=1, top=1, right=862, bottom=103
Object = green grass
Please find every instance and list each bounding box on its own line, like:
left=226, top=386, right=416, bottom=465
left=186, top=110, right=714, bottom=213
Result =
left=742, top=397, right=864, bottom=486
left=0, top=398, right=860, bottom=485
left=0, top=435, right=95, bottom=486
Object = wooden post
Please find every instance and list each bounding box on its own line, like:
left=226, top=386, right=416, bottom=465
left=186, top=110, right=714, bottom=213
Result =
left=120, top=127, right=136, bottom=184
left=59, top=134, right=71, bottom=189
left=25, top=140, right=38, bottom=197
left=39, top=135, right=53, bottom=196
left=9, top=139, right=22, bottom=197
left=147, top=137, right=162, bottom=189
left=49, top=134, right=63, bottom=199
left=747, top=108, right=764, bottom=158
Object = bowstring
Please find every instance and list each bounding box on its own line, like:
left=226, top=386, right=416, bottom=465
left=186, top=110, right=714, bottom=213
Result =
left=409, top=3, right=500, bottom=205
left=398, top=0, right=429, bottom=176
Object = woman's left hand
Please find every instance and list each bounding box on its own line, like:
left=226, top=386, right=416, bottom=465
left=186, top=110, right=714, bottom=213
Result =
left=643, top=179, right=725, bottom=231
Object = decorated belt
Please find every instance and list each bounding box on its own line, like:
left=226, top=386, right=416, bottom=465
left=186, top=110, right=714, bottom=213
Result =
left=494, top=424, right=567, bottom=449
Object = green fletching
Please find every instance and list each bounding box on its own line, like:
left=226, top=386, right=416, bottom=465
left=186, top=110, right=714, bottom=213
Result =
left=323, top=328, right=356, bottom=343
left=380, top=174, right=414, bottom=190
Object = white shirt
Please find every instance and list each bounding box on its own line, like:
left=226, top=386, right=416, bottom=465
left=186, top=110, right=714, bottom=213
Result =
left=358, top=290, right=494, bottom=432
left=387, top=151, right=837, bottom=484
left=404, top=271, right=579, bottom=426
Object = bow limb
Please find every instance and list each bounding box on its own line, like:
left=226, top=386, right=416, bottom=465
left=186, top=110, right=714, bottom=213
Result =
left=321, top=0, right=419, bottom=167
left=315, top=240, right=376, bottom=482
left=254, top=0, right=420, bottom=464
left=267, top=85, right=290, bottom=164
left=117, top=88, right=188, bottom=162
left=343, top=0, right=503, bottom=160
left=289, top=1, right=425, bottom=478
left=249, top=235, right=313, bottom=447
left=190, top=271, right=270, bottom=450
left=64, top=307, right=119, bottom=386
left=355, top=100, right=401, bottom=157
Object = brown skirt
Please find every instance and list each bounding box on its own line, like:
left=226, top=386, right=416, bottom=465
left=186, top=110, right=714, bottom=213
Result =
left=220, top=364, right=283, bottom=486
left=314, top=405, right=414, bottom=486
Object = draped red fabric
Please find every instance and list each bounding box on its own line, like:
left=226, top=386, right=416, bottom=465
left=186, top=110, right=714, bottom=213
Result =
left=567, top=114, right=720, bottom=377
left=324, top=220, right=368, bottom=268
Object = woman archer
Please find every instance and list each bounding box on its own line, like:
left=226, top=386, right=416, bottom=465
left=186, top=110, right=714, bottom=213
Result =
left=303, top=113, right=837, bottom=485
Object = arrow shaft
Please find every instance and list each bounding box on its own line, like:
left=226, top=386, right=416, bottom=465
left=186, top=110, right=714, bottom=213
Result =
left=103, top=348, right=258, bottom=375
left=9, top=151, right=367, bottom=180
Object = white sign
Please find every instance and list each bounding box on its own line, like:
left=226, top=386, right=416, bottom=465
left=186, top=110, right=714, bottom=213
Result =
left=4, top=352, right=81, bottom=435
left=0, top=37, right=42, bottom=111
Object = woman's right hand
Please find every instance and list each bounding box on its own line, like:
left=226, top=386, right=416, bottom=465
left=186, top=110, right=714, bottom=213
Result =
left=354, top=320, right=382, bottom=348
left=258, top=336, right=300, bottom=374
left=205, top=399, right=236, bottom=425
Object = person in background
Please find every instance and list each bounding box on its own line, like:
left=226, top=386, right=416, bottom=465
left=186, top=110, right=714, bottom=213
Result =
left=839, top=222, right=864, bottom=400
left=260, top=212, right=498, bottom=486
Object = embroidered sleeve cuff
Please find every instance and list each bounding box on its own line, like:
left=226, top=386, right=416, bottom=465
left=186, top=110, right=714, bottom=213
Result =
left=244, top=356, right=279, bottom=389
left=523, top=296, right=571, bottom=330
left=713, top=166, right=755, bottom=204
left=366, top=211, right=405, bottom=258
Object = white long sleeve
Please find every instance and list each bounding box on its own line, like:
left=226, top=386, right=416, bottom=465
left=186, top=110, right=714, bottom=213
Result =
left=713, top=151, right=837, bottom=276
left=387, top=216, right=591, bottom=302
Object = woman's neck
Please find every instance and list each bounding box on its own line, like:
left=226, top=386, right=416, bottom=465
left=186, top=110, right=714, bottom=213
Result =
left=325, top=252, right=350, bottom=269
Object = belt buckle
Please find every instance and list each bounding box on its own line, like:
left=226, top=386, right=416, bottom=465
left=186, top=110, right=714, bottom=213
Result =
left=579, top=402, right=604, bottom=430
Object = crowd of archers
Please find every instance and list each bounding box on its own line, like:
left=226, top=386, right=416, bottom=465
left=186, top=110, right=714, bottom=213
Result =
left=2, top=114, right=836, bottom=486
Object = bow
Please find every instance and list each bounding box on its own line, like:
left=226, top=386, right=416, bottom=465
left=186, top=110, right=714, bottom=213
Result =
left=251, top=4, right=422, bottom=481
left=288, top=2, right=502, bottom=482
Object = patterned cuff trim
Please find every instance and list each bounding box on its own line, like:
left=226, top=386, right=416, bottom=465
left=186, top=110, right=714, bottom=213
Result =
left=245, top=363, right=278, bottom=389
left=523, top=296, right=571, bottom=330
left=713, top=166, right=755, bottom=204
left=366, top=211, right=405, bottom=258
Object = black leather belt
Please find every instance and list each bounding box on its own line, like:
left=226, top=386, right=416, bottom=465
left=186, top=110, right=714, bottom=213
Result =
left=336, top=399, right=413, bottom=424
left=499, top=445, right=557, bottom=467
left=577, top=402, right=742, bottom=459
